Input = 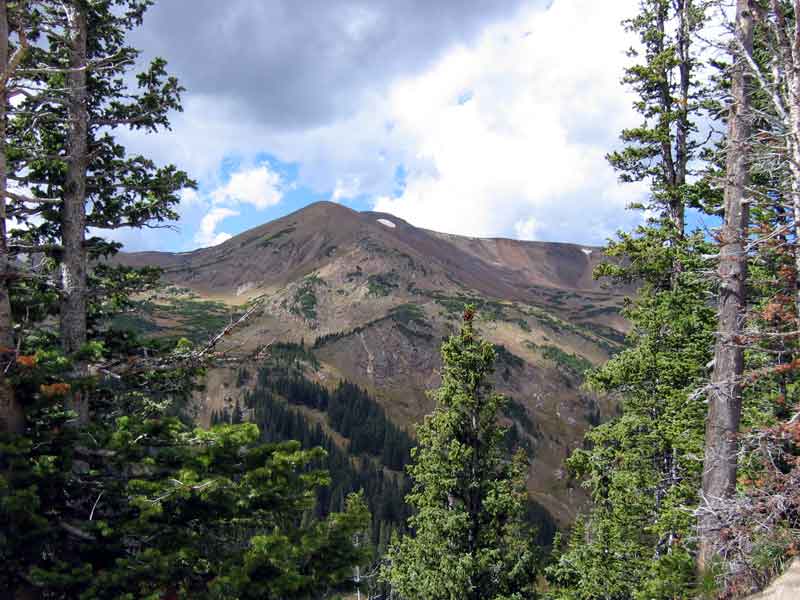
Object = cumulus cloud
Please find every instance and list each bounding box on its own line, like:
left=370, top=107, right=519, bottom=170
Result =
left=373, top=0, right=647, bottom=243
left=131, top=0, right=536, bottom=131
left=514, top=217, right=540, bottom=241
left=211, top=164, right=284, bottom=209
left=195, top=207, right=240, bottom=247
left=115, top=0, right=649, bottom=249
left=331, top=176, right=362, bottom=203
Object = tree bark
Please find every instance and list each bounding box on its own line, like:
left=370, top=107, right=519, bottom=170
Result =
left=699, top=0, right=753, bottom=572
left=786, top=2, right=800, bottom=327
left=673, top=0, right=691, bottom=237
left=61, top=3, right=88, bottom=424
left=0, top=0, right=23, bottom=434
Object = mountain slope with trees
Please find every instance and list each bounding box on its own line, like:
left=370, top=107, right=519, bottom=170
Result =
left=115, top=202, right=629, bottom=525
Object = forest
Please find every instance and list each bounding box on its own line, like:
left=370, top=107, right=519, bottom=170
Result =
left=3, top=0, right=800, bottom=598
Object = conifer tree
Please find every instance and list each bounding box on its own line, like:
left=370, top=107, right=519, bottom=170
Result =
left=384, top=307, right=538, bottom=600
left=547, top=1, right=718, bottom=597
left=0, top=3, right=373, bottom=597
left=0, top=0, right=30, bottom=434
left=8, top=0, right=192, bottom=423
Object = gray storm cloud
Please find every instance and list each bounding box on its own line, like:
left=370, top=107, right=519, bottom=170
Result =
left=132, top=0, right=536, bottom=130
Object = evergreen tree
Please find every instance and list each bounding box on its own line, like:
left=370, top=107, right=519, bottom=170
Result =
left=384, top=307, right=538, bottom=600
left=546, top=1, right=718, bottom=597
left=7, top=0, right=193, bottom=423
left=547, top=237, right=716, bottom=599
left=0, top=3, right=372, bottom=597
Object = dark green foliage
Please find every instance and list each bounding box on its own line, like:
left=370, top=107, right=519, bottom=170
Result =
left=542, top=0, right=722, bottom=595
left=390, top=303, right=429, bottom=326
left=367, top=271, right=400, bottom=296
left=547, top=235, right=716, bottom=600
left=254, top=225, right=297, bottom=248
left=0, top=328, right=370, bottom=599
left=577, top=321, right=628, bottom=348
left=395, top=322, right=435, bottom=342
left=345, top=265, right=364, bottom=281
left=503, top=398, right=537, bottom=439
left=429, top=292, right=508, bottom=321
left=290, top=276, right=322, bottom=321
left=0, top=415, right=369, bottom=599
left=1, top=2, right=373, bottom=598
left=493, top=343, right=525, bottom=369
left=328, top=381, right=414, bottom=469
left=385, top=310, right=539, bottom=599
left=313, top=303, right=430, bottom=349
left=10, top=1, right=195, bottom=256
left=256, top=362, right=414, bottom=472
left=266, top=341, right=321, bottom=371
left=111, top=293, right=242, bottom=344
left=540, top=345, right=593, bottom=378
left=245, top=384, right=412, bottom=553
left=312, top=322, right=373, bottom=348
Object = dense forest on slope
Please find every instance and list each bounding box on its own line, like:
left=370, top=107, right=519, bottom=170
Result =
left=209, top=342, right=557, bottom=554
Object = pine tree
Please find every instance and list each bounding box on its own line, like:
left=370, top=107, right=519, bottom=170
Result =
left=8, top=0, right=193, bottom=423
left=0, top=3, right=372, bottom=597
left=384, top=307, right=538, bottom=600
left=547, top=240, right=716, bottom=598
left=546, top=1, right=718, bottom=597
left=0, top=0, right=30, bottom=434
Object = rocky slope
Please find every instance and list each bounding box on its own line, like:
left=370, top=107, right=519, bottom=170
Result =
left=117, top=201, right=631, bottom=524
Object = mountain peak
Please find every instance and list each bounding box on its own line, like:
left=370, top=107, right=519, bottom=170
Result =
left=118, top=202, right=618, bottom=304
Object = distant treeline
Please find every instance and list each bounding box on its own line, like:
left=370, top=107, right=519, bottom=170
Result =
left=256, top=368, right=414, bottom=471
left=211, top=383, right=412, bottom=554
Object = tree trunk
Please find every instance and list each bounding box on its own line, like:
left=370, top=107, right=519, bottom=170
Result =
left=61, top=3, right=88, bottom=424
left=673, top=0, right=691, bottom=237
left=0, top=0, right=23, bottom=434
left=699, top=0, right=753, bottom=572
left=786, top=2, right=800, bottom=326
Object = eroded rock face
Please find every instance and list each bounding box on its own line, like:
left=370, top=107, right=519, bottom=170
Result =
left=748, top=560, right=800, bottom=600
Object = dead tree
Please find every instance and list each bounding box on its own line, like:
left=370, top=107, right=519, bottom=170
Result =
left=699, top=0, right=754, bottom=573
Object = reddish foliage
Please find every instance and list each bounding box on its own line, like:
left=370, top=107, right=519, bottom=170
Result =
left=16, top=355, right=38, bottom=367
left=39, top=382, right=71, bottom=398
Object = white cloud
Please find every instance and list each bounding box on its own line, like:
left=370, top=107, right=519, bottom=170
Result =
left=211, top=164, right=284, bottom=209
left=195, top=207, right=239, bottom=247
left=374, top=0, right=646, bottom=243
left=331, top=176, right=362, bottom=203
left=514, top=217, right=539, bottom=240
left=117, top=0, right=648, bottom=247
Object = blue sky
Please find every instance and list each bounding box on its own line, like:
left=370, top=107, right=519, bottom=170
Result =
left=113, top=0, right=654, bottom=253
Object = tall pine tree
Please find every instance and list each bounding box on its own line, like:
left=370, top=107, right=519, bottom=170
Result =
left=547, top=1, right=718, bottom=597
left=8, top=0, right=192, bottom=423
left=384, top=307, right=538, bottom=600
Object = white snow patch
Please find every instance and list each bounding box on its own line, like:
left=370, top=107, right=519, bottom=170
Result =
left=377, top=218, right=396, bottom=228
left=581, top=248, right=593, bottom=256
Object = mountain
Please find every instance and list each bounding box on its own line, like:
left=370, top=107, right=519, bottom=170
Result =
left=117, top=201, right=630, bottom=525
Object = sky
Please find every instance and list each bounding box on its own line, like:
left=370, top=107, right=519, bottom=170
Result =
left=113, top=0, right=650, bottom=252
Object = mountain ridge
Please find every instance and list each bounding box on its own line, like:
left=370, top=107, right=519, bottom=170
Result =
left=119, top=201, right=618, bottom=301
left=115, top=200, right=630, bottom=524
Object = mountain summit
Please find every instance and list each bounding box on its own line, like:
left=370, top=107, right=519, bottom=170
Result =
left=118, top=201, right=629, bottom=523
left=122, top=201, right=612, bottom=299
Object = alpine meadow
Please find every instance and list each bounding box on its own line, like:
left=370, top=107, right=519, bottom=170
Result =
left=3, top=1, right=800, bottom=599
